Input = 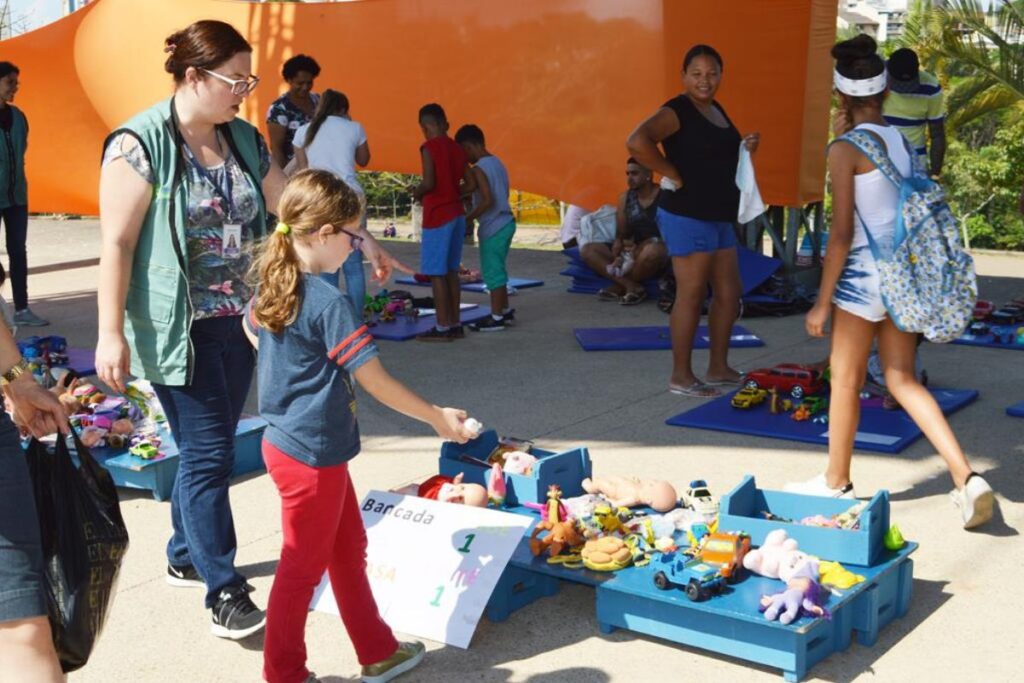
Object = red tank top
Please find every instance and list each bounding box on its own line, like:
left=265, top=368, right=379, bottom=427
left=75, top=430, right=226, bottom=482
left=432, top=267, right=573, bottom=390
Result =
left=421, top=136, right=467, bottom=228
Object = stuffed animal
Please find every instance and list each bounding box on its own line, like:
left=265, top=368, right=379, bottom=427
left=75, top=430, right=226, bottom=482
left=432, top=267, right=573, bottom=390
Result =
left=501, top=451, right=537, bottom=475
left=759, top=556, right=829, bottom=624
left=580, top=475, right=678, bottom=513
left=743, top=529, right=804, bottom=579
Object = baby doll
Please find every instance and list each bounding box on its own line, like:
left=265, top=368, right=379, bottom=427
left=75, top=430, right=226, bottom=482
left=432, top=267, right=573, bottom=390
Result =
left=581, top=475, right=678, bottom=513
left=418, top=472, right=488, bottom=507
left=759, top=556, right=830, bottom=625
left=606, top=239, right=636, bottom=278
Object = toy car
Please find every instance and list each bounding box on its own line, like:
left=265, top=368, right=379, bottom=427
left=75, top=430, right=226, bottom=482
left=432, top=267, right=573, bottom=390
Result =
left=991, top=305, right=1024, bottom=326
left=652, top=553, right=726, bottom=601
left=129, top=442, right=160, bottom=460
left=697, top=531, right=751, bottom=583
left=972, top=300, right=994, bottom=321
left=730, top=387, right=768, bottom=409
left=743, top=363, right=824, bottom=400
left=991, top=325, right=1016, bottom=344
left=967, top=321, right=990, bottom=337
left=681, top=479, right=719, bottom=516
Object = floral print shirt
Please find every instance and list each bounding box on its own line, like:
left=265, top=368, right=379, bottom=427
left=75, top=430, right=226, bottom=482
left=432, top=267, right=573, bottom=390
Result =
left=103, top=131, right=271, bottom=320
left=266, top=92, right=319, bottom=163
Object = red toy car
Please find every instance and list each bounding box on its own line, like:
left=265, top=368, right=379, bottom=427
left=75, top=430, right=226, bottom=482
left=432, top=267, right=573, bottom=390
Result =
left=972, top=300, right=994, bottom=321
left=743, top=364, right=824, bottom=400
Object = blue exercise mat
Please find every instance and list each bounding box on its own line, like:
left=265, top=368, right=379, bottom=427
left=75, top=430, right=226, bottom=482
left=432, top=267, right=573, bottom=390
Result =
left=574, top=325, right=764, bottom=351
left=1007, top=401, right=1024, bottom=418
left=369, top=306, right=491, bottom=341
left=951, top=332, right=1024, bottom=351
left=394, top=276, right=544, bottom=292
left=666, top=387, right=978, bottom=454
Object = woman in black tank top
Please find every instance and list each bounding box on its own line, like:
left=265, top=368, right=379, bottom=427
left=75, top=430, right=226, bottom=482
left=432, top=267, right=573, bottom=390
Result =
left=627, top=44, right=760, bottom=397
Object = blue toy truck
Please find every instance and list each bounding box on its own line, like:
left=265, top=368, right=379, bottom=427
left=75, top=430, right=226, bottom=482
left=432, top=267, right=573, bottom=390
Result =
left=652, top=552, right=726, bottom=601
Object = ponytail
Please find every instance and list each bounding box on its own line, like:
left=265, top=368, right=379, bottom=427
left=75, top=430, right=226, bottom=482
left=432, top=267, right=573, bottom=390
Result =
left=305, top=89, right=350, bottom=148
left=248, top=169, right=363, bottom=333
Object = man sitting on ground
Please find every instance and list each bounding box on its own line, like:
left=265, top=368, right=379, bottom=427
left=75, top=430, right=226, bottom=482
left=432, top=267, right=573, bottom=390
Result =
left=581, top=158, right=668, bottom=305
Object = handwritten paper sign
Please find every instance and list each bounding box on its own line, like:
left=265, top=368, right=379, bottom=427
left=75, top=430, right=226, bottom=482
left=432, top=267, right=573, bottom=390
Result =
left=311, top=490, right=532, bottom=648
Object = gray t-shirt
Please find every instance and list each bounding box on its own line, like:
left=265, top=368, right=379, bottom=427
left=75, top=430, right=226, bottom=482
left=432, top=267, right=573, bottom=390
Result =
left=244, top=275, right=378, bottom=467
left=472, top=155, right=514, bottom=240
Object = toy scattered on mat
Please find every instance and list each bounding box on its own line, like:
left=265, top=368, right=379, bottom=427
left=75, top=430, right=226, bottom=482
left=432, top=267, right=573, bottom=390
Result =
left=123, top=379, right=167, bottom=423
left=884, top=525, right=906, bottom=550
left=581, top=475, right=678, bottom=513
left=417, top=473, right=488, bottom=506
left=759, top=556, right=830, bottom=624
left=743, top=363, right=825, bottom=400
left=759, top=501, right=866, bottom=530
left=19, top=335, right=70, bottom=382
left=411, top=265, right=482, bottom=284
left=680, top=479, right=719, bottom=516
left=529, top=485, right=585, bottom=560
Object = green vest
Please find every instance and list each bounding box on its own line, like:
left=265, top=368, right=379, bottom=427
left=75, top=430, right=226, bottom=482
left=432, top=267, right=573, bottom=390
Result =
left=0, top=105, right=28, bottom=209
left=107, top=97, right=267, bottom=385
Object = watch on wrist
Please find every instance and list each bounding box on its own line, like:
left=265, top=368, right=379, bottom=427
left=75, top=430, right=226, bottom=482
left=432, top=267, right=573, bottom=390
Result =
left=0, top=358, right=29, bottom=386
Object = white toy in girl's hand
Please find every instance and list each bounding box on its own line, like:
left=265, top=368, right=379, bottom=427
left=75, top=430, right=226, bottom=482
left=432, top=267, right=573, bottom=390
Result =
left=463, top=417, right=483, bottom=438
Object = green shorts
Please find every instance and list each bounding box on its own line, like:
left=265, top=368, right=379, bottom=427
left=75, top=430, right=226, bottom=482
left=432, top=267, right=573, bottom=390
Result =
left=480, top=220, right=516, bottom=290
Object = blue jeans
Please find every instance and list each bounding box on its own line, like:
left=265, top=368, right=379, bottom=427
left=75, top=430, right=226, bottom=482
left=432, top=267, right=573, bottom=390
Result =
left=152, top=316, right=254, bottom=608
left=0, top=412, right=45, bottom=623
left=320, top=250, right=366, bottom=314
left=1, top=205, right=29, bottom=310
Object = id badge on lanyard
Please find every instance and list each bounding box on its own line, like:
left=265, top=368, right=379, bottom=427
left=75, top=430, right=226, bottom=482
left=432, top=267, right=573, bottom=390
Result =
left=186, top=141, right=243, bottom=260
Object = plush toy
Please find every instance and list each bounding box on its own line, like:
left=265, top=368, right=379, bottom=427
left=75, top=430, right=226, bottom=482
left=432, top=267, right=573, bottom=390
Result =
left=759, top=556, right=829, bottom=624
left=501, top=450, right=537, bottom=475
left=110, top=418, right=135, bottom=436
left=418, top=473, right=488, bottom=507
left=743, top=529, right=804, bottom=579
left=79, top=426, right=106, bottom=448
left=580, top=475, right=678, bottom=513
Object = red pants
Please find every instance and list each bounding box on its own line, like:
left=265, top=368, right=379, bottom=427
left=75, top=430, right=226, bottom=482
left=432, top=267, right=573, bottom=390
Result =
left=262, top=440, right=398, bottom=683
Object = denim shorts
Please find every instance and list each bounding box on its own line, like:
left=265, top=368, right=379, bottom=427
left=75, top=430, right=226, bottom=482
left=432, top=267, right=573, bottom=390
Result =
left=656, top=208, right=736, bottom=256
left=0, top=412, right=46, bottom=623
left=420, top=216, right=466, bottom=275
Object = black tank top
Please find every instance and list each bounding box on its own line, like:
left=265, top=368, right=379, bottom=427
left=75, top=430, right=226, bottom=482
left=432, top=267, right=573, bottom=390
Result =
left=625, top=188, right=661, bottom=243
left=658, top=94, right=742, bottom=222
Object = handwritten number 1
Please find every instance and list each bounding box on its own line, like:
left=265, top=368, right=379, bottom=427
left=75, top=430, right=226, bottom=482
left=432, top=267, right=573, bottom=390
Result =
left=430, top=586, right=444, bottom=607
left=457, top=533, right=476, bottom=554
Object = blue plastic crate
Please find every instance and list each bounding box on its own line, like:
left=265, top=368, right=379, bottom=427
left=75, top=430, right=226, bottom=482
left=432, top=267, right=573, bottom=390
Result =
left=486, top=564, right=560, bottom=622
left=719, top=475, right=889, bottom=566
left=439, top=430, right=592, bottom=506
left=90, top=416, right=267, bottom=501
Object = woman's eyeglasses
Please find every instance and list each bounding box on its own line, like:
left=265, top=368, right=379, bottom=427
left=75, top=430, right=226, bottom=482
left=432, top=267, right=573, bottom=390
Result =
left=200, top=68, right=260, bottom=96
left=340, top=228, right=364, bottom=252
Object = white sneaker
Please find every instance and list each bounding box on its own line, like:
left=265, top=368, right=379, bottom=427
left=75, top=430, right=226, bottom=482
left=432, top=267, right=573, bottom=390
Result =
left=950, top=474, right=995, bottom=529
left=784, top=473, right=856, bottom=499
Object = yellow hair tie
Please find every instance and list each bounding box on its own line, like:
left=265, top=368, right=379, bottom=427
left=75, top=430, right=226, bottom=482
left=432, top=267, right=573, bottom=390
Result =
left=275, top=221, right=290, bottom=235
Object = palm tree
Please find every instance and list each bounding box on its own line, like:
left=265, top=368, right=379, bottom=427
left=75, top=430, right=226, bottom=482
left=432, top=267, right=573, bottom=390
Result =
left=936, top=0, right=1024, bottom=128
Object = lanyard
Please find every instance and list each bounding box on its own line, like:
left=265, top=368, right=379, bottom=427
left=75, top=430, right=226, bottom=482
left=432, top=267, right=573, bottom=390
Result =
left=182, top=134, right=235, bottom=221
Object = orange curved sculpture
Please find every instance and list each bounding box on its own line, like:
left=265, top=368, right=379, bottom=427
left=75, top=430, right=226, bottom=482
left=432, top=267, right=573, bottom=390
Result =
left=3, top=0, right=836, bottom=215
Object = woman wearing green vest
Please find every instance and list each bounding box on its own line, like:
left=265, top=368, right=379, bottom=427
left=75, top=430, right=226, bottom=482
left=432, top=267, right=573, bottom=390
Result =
left=95, top=20, right=286, bottom=641
left=0, top=62, right=47, bottom=327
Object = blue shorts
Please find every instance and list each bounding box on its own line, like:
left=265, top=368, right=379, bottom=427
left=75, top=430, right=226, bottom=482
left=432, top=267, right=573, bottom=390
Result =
left=0, top=413, right=46, bottom=623
left=656, top=208, right=736, bottom=256
left=421, top=216, right=466, bottom=276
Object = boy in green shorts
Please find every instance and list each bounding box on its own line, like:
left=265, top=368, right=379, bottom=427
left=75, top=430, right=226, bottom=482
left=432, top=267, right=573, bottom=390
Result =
left=455, top=124, right=517, bottom=331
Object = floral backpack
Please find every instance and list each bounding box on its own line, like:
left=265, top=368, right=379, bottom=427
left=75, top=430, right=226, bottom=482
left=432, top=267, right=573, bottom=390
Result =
left=832, top=129, right=976, bottom=343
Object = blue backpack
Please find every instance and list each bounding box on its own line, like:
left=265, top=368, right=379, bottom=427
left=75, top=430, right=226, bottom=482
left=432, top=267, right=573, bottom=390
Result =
left=832, top=129, right=976, bottom=343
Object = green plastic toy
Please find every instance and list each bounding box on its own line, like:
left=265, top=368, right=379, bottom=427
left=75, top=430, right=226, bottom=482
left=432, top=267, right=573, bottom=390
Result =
left=883, top=525, right=906, bottom=550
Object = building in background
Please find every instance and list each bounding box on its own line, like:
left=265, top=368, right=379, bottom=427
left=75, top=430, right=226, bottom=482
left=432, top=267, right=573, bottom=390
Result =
left=837, top=0, right=908, bottom=43
left=63, top=0, right=91, bottom=15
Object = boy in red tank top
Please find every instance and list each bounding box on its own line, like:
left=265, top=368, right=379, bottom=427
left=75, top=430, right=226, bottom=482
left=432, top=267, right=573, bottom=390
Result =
left=411, top=103, right=472, bottom=341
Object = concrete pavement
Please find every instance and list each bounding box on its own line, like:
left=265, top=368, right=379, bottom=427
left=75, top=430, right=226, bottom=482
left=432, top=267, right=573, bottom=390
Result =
left=12, top=218, right=1022, bottom=683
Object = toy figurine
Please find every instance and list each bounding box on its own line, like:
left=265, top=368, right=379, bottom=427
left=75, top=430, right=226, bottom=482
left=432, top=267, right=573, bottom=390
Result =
left=759, top=556, right=829, bottom=624
left=528, top=486, right=584, bottom=558
left=417, top=473, right=488, bottom=507
left=500, top=450, right=537, bottom=475
left=487, top=463, right=506, bottom=506
left=884, top=525, right=906, bottom=550
left=581, top=475, right=678, bottom=513
left=791, top=404, right=810, bottom=421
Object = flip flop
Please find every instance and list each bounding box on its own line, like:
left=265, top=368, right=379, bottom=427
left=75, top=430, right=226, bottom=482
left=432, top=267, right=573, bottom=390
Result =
left=597, top=288, right=621, bottom=302
left=620, top=290, right=647, bottom=306
left=704, top=375, right=745, bottom=387
left=668, top=381, right=721, bottom=398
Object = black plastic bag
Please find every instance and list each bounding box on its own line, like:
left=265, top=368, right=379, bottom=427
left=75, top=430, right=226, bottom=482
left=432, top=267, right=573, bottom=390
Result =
left=25, top=431, right=130, bottom=673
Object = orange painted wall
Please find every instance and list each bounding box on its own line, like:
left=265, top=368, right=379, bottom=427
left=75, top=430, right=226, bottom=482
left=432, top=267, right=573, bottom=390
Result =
left=2, top=0, right=837, bottom=215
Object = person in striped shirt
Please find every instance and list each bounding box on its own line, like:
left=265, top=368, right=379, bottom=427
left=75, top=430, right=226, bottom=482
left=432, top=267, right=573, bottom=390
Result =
left=883, top=48, right=945, bottom=179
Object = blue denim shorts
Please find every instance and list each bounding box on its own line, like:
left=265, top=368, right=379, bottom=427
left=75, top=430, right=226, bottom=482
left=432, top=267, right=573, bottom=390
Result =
left=656, top=208, right=736, bottom=256
left=0, top=413, right=46, bottom=623
left=420, top=216, right=466, bottom=276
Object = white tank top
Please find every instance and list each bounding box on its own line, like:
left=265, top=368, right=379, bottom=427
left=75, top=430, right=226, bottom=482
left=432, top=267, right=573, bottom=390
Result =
left=850, top=123, right=912, bottom=254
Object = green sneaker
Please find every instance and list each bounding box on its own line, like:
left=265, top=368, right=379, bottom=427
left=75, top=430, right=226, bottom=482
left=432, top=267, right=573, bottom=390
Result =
left=361, top=641, right=425, bottom=682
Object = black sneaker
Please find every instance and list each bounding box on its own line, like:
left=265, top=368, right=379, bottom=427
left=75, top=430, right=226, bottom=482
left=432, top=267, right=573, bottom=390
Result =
left=469, top=316, right=505, bottom=332
left=416, top=327, right=454, bottom=342
left=502, top=309, right=516, bottom=326
left=166, top=562, right=204, bottom=589
left=211, top=586, right=266, bottom=640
